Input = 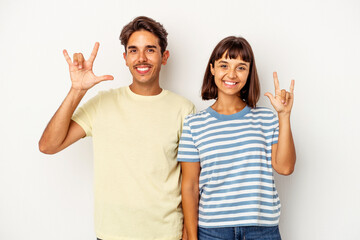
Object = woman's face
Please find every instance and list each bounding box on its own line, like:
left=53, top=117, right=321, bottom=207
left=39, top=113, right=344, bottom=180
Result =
left=211, top=54, right=250, bottom=99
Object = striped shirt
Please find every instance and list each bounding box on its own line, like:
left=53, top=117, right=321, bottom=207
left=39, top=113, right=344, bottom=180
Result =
left=177, top=106, right=280, bottom=228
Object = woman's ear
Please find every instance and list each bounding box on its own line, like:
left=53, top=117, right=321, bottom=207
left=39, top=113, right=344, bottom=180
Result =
left=210, top=63, right=215, bottom=76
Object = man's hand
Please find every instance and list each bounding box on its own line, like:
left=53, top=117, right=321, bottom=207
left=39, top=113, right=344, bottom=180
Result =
left=264, top=72, right=295, bottom=116
left=63, top=42, right=114, bottom=90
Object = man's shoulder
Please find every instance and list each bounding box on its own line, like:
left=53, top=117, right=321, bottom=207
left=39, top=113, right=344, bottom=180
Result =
left=165, top=90, right=194, bottom=109
left=88, top=87, right=125, bottom=101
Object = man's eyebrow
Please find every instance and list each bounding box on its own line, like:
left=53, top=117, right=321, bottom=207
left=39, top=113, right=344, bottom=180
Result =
left=127, top=45, right=157, bottom=49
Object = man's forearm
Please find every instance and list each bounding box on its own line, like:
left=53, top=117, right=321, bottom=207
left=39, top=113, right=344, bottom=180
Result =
left=39, top=88, right=87, bottom=154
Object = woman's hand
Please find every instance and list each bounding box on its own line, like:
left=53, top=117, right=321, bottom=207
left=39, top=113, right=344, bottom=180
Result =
left=264, top=72, right=295, bottom=116
left=63, top=42, right=114, bottom=91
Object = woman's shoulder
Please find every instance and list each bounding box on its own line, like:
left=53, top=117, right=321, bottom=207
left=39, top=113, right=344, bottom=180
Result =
left=246, top=106, right=278, bottom=121
left=249, top=106, right=276, bottom=115
left=184, top=108, right=212, bottom=122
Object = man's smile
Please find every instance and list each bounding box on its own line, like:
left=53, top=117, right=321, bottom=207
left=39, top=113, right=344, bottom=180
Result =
left=134, top=64, right=152, bottom=74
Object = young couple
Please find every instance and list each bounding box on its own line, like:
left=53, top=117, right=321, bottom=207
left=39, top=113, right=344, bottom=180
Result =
left=39, top=16, right=295, bottom=240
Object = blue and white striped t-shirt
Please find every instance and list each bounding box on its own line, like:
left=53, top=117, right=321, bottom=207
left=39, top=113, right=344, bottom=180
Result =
left=177, top=106, right=280, bottom=228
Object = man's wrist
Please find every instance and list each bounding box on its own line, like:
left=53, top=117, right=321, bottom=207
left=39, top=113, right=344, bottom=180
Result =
left=70, top=87, right=87, bottom=96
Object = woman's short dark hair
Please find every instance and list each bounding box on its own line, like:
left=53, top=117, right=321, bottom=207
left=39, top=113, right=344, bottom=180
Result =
left=201, top=36, right=260, bottom=108
left=119, top=16, right=168, bottom=55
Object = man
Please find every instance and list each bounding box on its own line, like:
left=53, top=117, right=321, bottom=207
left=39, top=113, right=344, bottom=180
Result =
left=39, top=16, right=195, bottom=240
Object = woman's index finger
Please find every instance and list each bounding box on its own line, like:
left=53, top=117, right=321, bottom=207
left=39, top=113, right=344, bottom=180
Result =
left=273, top=72, right=280, bottom=91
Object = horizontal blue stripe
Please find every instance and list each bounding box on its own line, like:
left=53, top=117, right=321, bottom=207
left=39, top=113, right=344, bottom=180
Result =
left=199, top=139, right=270, bottom=155
left=200, top=170, right=273, bottom=185
left=202, top=155, right=270, bottom=169
left=178, top=158, right=200, bottom=162
left=201, top=147, right=271, bottom=161
left=202, top=177, right=274, bottom=189
left=189, top=118, right=278, bottom=130
left=202, top=184, right=275, bottom=196
left=201, top=166, right=273, bottom=176
left=200, top=192, right=277, bottom=202
left=177, top=151, right=199, bottom=156
left=178, top=144, right=197, bottom=150
left=199, top=207, right=280, bottom=216
left=194, top=128, right=277, bottom=143
left=199, top=215, right=279, bottom=223
left=197, top=133, right=274, bottom=147
left=192, top=124, right=278, bottom=138
left=179, top=137, right=193, bottom=142
left=199, top=222, right=279, bottom=228
left=202, top=158, right=271, bottom=172
left=199, top=200, right=280, bottom=209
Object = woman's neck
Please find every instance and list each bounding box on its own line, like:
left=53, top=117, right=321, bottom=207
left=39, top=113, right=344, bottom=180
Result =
left=211, top=94, right=246, bottom=115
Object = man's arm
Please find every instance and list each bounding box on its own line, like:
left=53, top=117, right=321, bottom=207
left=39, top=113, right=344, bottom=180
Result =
left=38, top=42, right=113, bottom=154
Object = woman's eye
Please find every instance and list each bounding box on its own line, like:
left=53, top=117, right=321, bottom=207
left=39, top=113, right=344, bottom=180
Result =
left=237, top=67, right=246, bottom=71
left=220, top=65, right=227, bottom=68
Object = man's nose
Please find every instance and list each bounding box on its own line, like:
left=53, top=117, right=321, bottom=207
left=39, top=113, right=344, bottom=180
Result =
left=138, top=51, right=147, bottom=62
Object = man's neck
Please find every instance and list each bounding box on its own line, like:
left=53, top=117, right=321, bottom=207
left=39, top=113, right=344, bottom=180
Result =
left=129, top=83, right=162, bottom=96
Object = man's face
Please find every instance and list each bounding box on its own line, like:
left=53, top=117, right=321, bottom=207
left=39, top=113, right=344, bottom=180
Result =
left=123, top=30, right=169, bottom=87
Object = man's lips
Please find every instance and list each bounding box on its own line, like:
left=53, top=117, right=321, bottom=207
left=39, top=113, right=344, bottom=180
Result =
left=134, top=64, right=152, bottom=74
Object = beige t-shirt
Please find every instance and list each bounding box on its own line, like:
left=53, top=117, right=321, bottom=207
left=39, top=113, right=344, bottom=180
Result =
left=72, top=86, right=195, bottom=240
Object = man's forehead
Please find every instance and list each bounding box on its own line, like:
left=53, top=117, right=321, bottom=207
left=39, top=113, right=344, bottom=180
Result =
left=127, top=30, right=160, bottom=48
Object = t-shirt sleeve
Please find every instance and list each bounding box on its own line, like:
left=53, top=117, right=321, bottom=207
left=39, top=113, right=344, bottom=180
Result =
left=71, top=93, right=101, bottom=137
left=271, top=113, right=279, bottom=145
left=177, top=118, right=200, bottom=162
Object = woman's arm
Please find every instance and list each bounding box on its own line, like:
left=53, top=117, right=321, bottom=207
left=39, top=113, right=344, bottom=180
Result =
left=265, top=72, right=296, bottom=175
left=181, top=162, right=200, bottom=240
left=271, top=114, right=296, bottom=175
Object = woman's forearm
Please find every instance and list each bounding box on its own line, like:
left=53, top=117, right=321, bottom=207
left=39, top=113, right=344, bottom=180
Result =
left=273, top=113, right=296, bottom=175
left=181, top=162, right=200, bottom=240
left=182, top=186, right=199, bottom=239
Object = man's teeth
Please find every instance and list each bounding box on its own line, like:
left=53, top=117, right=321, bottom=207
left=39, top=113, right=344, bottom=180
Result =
left=224, top=81, right=236, bottom=85
left=137, top=67, right=149, bottom=71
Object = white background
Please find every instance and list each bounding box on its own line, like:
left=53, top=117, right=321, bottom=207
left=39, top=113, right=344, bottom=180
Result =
left=1, top=0, right=359, bottom=239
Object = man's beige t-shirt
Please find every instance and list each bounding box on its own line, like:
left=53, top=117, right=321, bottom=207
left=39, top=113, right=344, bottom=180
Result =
left=72, top=86, right=195, bottom=240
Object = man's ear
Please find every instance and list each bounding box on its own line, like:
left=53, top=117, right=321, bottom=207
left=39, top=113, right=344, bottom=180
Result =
left=210, top=63, right=215, bottom=75
left=123, top=52, right=128, bottom=66
left=161, top=50, right=170, bottom=65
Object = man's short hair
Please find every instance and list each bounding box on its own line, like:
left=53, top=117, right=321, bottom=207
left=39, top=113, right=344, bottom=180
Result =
left=120, top=16, right=168, bottom=55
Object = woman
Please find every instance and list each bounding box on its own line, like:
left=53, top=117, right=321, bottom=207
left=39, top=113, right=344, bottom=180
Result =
left=178, top=36, right=296, bottom=240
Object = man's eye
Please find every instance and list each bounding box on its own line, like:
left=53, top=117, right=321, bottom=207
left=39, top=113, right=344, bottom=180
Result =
left=147, top=49, right=155, bottom=53
left=129, top=49, right=136, bottom=53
